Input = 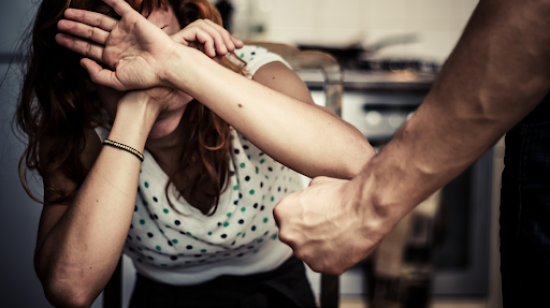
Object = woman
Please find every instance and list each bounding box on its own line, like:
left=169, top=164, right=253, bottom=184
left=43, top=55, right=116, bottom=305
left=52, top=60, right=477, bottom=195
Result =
left=17, top=0, right=375, bottom=306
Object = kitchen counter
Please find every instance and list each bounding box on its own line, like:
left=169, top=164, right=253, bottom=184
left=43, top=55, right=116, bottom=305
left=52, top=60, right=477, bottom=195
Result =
left=296, top=69, right=435, bottom=91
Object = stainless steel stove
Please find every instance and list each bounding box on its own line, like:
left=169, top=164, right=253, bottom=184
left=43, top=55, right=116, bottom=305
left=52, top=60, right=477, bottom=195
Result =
left=297, top=62, right=492, bottom=298
left=297, top=67, right=435, bottom=145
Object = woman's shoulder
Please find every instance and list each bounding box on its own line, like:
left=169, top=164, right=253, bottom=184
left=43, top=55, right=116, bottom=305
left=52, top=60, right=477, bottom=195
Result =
left=236, top=45, right=291, bottom=78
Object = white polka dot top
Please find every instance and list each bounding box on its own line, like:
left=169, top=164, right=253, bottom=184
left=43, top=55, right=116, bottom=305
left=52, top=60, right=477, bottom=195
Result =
left=95, top=46, right=305, bottom=286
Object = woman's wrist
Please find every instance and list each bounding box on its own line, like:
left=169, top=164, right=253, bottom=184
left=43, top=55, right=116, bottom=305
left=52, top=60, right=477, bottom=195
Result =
left=160, top=45, right=205, bottom=91
left=118, top=91, right=162, bottom=121
left=109, top=92, right=159, bottom=152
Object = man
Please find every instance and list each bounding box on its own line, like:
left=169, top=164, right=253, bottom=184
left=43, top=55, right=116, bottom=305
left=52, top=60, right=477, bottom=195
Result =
left=274, top=0, right=550, bottom=306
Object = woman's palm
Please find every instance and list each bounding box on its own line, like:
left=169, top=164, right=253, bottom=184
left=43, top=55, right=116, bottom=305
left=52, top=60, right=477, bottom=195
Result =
left=105, top=15, right=172, bottom=88
left=56, top=0, right=177, bottom=90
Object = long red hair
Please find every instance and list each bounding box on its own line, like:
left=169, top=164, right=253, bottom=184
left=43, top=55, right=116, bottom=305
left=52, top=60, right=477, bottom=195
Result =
left=16, top=0, right=245, bottom=214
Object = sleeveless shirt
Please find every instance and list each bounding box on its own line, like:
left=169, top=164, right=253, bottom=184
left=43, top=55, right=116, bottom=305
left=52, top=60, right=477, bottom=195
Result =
left=95, top=46, right=305, bottom=285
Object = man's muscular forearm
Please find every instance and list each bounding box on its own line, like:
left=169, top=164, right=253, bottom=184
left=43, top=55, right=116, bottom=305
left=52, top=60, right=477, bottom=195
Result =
left=361, top=0, right=550, bottom=221
left=275, top=0, right=550, bottom=274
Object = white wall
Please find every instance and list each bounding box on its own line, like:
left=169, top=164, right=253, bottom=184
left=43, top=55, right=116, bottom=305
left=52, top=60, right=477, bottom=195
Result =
left=0, top=1, right=104, bottom=307
left=243, top=0, right=479, bottom=63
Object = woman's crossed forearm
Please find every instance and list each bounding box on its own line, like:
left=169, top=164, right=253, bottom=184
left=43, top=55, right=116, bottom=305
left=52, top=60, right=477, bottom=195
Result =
left=35, top=93, right=159, bottom=308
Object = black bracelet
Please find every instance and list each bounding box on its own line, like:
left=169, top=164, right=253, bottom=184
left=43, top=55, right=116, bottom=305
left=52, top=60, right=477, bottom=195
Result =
left=102, top=139, right=144, bottom=162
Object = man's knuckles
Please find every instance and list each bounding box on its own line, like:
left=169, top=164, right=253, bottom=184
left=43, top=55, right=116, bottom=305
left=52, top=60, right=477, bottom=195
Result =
left=277, top=228, right=302, bottom=248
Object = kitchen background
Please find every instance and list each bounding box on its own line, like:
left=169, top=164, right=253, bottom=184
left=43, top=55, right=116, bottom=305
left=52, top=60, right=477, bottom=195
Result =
left=0, top=0, right=503, bottom=307
left=229, top=0, right=478, bottom=63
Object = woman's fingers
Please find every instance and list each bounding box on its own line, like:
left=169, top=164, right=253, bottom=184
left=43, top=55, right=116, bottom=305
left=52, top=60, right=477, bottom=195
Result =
left=57, top=19, right=110, bottom=45
left=55, top=33, right=104, bottom=63
left=63, top=8, right=117, bottom=31
left=232, top=36, right=244, bottom=49
left=80, top=58, right=125, bottom=91
left=202, top=19, right=234, bottom=52
left=195, top=29, right=218, bottom=58
left=176, top=19, right=244, bottom=58
left=186, top=23, right=227, bottom=56
left=102, top=0, right=135, bottom=17
left=202, top=19, right=243, bottom=51
left=177, top=27, right=216, bottom=57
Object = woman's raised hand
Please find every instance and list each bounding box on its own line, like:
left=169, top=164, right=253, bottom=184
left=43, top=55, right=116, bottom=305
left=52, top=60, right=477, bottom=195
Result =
left=56, top=0, right=243, bottom=91
left=56, top=0, right=177, bottom=91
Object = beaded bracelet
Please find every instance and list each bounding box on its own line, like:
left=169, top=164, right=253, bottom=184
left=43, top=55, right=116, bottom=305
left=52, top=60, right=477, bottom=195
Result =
left=102, top=139, right=144, bottom=162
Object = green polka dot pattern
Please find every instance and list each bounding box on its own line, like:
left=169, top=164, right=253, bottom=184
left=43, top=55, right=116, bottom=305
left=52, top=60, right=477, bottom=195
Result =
left=118, top=46, right=305, bottom=275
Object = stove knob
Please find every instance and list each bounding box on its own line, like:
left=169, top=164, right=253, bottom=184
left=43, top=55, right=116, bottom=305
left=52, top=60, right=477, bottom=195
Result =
left=365, top=111, right=382, bottom=126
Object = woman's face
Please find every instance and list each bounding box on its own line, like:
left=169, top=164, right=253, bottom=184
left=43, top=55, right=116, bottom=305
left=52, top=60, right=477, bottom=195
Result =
left=94, top=3, right=193, bottom=140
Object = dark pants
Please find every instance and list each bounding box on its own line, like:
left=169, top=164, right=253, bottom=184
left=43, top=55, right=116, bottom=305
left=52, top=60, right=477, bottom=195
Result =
left=128, top=256, right=317, bottom=308
left=501, top=93, right=550, bottom=307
